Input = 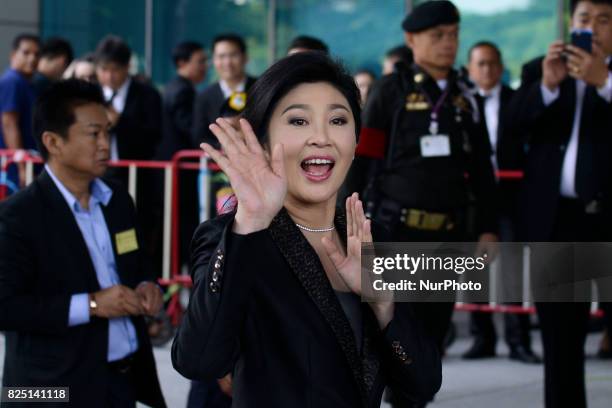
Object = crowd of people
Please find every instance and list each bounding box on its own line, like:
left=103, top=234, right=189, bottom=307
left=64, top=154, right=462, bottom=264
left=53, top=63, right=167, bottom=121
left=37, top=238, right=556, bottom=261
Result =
left=1, top=0, right=611, bottom=407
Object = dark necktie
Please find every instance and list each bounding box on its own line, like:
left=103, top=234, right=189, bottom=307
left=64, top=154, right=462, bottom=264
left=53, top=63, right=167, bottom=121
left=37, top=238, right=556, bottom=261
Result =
left=475, top=93, right=489, bottom=131
left=107, top=91, right=117, bottom=107
left=574, top=84, right=596, bottom=199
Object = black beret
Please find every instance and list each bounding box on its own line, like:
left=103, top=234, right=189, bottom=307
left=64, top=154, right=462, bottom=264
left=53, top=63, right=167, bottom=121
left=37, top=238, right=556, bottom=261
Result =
left=402, top=0, right=460, bottom=33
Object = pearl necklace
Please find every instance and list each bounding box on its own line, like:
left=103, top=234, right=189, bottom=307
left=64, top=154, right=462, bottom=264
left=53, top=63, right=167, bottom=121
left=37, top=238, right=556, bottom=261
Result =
left=295, top=223, right=335, bottom=233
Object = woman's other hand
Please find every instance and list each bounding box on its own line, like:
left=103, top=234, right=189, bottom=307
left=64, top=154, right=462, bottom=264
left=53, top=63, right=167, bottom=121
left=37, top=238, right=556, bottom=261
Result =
left=321, top=193, right=372, bottom=295
left=322, top=193, right=394, bottom=328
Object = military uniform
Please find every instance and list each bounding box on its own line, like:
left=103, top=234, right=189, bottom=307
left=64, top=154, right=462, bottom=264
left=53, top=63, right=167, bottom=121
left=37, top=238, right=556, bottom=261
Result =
left=344, top=2, right=498, bottom=407
left=347, top=63, right=498, bottom=243
left=346, top=62, right=499, bottom=372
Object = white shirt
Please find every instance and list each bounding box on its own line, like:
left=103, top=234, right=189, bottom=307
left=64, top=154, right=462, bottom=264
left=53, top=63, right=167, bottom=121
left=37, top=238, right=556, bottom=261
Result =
left=478, top=84, right=502, bottom=172
left=219, top=78, right=246, bottom=99
left=540, top=57, right=612, bottom=198
left=103, top=78, right=132, bottom=160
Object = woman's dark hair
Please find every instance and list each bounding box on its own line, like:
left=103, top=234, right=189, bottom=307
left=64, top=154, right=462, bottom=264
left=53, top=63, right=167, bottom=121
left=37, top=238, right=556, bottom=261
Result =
left=241, top=52, right=361, bottom=145
left=33, top=79, right=106, bottom=160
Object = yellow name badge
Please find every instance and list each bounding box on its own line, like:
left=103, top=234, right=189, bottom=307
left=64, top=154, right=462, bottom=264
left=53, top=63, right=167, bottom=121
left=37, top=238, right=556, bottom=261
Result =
left=115, top=229, right=139, bottom=255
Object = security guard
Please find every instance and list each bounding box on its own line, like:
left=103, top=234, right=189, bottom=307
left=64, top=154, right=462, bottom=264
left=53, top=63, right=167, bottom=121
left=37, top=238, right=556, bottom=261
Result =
left=345, top=2, right=498, bottom=404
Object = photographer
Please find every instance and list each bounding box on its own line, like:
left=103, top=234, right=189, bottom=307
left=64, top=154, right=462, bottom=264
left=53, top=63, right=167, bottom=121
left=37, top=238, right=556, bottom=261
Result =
left=508, top=0, right=612, bottom=406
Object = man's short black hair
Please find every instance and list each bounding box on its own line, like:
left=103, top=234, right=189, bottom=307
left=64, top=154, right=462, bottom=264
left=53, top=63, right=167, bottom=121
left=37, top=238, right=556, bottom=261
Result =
left=212, top=33, right=247, bottom=54
left=40, top=37, right=74, bottom=63
left=172, top=41, right=204, bottom=67
left=468, top=41, right=503, bottom=64
left=95, top=35, right=131, bottom=66
left=288, top=35, right=329, bottom=54
left=571, top=0, right=612, bottom=14
left=33, top=79, right=106, bottom=161
left=385, top=45, right=413, bottom=65
left=12, top=33, right=40, bottom=51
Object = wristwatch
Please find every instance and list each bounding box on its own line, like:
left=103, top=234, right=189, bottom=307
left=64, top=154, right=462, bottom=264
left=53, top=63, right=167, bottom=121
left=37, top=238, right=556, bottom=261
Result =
left=89, top=293, right=98, bottom=316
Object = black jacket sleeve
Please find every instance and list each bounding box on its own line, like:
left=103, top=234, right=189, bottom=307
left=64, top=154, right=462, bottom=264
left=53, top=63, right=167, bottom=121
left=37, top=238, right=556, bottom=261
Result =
left=378, top=303, right=443, bottom=404
left=0, top=201, right=71, bottom=334
left=192, top=91, right=217, bottom=148
left=170, top=85, right=196, bottom=139
left=171, top=214, right=273, bottom=380
left=506, top=57, right=562, bottom=146
left=466, top=110, right=499, bottom=235
left=114, top=82, right=163, bottom=159
left=366, top=223, right=442, bottom=403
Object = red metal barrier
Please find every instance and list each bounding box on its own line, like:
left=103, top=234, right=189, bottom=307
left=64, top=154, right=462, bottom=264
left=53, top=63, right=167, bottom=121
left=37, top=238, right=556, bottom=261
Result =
left=454, top=303, right=604, bottom=317
left=2, top=149, right=605, bottom=325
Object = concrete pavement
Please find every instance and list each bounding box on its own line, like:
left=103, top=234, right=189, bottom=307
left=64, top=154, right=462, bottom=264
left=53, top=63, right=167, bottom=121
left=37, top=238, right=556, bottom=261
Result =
left=1, top=316, right=610, bottom=407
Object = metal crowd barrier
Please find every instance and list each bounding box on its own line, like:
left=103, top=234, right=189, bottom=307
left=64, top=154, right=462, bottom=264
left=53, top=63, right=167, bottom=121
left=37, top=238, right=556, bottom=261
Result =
left=0, top=149, right=604, bottom=329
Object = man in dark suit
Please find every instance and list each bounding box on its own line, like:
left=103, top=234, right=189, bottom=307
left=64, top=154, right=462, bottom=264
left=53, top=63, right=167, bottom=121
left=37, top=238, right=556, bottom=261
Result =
left=95, top=35, right=163, bottom=276
left=95, top=35, right=162, bottom=162
left=463, top=41, right=541, bottom=364
left=156, top=41, right=207, bottom=160
left=0, top=79, right=166, bottom=407
left=157, top=41, right=207, bottom=294
left=509, top=0, right=612, bottom=406
left=32, top=37, right=73, bottom=96
left=192, top=33, right=256, bottom=147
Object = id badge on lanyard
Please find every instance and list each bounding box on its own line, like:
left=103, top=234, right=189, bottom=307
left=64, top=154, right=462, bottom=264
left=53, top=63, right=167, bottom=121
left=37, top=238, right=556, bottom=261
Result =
left=420, top=87, right=451, bottom=158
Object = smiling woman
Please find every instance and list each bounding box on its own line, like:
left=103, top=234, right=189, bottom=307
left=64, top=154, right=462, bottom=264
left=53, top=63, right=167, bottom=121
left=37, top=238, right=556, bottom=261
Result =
left=171, top=52, right=441, bottom=408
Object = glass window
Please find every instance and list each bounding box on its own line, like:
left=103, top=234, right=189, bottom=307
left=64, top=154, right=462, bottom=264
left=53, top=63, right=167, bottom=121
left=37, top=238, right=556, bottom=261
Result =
left=41, top=0, right=146, bottom=72
left=41, top=0, right=562, bottom=86
left=415, top=0, right=559, bottom=83
left=41, top=0, right=268, bottom=87
left=152, top=0, right=268, bottom=87
left=275, top=0, right=406, bottom=76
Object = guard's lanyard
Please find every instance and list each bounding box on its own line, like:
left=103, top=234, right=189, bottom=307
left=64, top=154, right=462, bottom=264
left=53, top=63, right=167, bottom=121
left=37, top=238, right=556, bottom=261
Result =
left=422, top=87, right=450, bottom=135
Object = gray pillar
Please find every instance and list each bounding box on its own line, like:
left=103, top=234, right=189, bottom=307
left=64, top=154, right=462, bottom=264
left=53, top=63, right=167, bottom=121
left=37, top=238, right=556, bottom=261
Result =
left=267, top=0, right=277, bottom=65
left=405, top=0, right=414, bottom=13
left=0, top=0, right=40, bottom=72
left=144, top=0, right=154, bottom=77
left=557, top=0, right=566, bottom=40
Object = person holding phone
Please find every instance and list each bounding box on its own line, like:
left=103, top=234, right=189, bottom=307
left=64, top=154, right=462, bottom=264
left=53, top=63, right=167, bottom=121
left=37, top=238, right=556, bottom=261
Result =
left=508, top=1, right=612, bottom=407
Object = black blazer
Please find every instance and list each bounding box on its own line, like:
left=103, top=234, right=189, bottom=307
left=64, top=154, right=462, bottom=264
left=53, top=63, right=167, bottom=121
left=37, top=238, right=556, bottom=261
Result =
left=172, top=208, right=441, bottom=408
left=476, top=85, right=520, bottom=217
left=156, top=75, right=196, bottom=160
left=507, top=57, right=612, bottom=240
left=0, top=170, right=165, bottom=408
left=493, top=85, right=519, bottom=169
left=192, top=76, right=257, bottom=147
left=113, top=78, right=163, bottom=160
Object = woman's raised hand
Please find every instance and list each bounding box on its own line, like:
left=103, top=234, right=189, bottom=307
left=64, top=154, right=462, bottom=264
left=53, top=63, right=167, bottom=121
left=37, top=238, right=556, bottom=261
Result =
left=200, top=118, right=287, bottom=234
left=321, top=193, right=372, bottom=295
